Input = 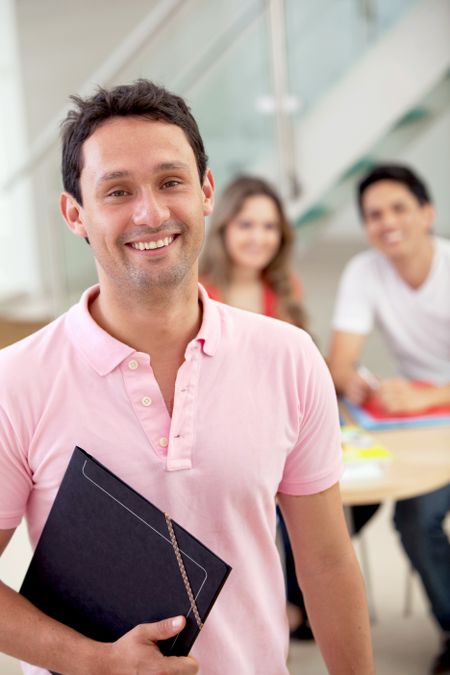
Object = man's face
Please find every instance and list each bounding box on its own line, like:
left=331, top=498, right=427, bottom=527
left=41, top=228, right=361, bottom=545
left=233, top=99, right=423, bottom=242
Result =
left=62, top=116, right=214, bottom=294
left=361, top=180, right=433, bottom=260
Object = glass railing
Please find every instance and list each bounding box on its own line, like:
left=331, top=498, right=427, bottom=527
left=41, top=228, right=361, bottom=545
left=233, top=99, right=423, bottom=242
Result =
left=118, top=0, right=275, bottom=193
left=285, top=0, right=420, bottom=119
left=1, top=0, right=424, bottom=313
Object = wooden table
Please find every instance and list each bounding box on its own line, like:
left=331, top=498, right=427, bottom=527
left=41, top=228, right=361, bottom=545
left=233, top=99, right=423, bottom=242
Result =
left=340, top=418, right=450, bottom=506
left=339, top=409, right=450, bottom=620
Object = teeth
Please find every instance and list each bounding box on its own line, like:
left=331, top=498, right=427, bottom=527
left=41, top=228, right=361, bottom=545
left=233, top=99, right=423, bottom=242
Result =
left=131, top=236, right=174, bottom=250
left=383, top=231, right=402, bottom=243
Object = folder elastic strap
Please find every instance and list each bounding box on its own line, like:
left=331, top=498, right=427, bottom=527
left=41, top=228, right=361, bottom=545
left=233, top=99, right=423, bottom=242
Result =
left=165, top=514, right=204, bottom=631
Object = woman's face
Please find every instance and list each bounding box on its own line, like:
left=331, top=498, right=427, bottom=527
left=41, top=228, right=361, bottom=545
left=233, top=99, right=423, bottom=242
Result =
left=224, top=195, right=282, bottom=272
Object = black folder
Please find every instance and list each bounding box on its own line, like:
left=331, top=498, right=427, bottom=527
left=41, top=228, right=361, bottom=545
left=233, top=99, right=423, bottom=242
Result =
left=20, top=447, right=231, bottom=672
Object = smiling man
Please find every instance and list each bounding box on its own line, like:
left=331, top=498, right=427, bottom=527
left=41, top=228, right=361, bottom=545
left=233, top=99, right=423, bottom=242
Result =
left=328, top=164, right=450, bottom=675
left=0, top=80, right=373, bottom=675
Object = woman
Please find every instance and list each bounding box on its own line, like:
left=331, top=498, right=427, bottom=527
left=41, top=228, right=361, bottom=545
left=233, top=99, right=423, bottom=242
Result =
left=200, top=175, right=311, bottom=640
left=200, top=175, right=306, bottom=329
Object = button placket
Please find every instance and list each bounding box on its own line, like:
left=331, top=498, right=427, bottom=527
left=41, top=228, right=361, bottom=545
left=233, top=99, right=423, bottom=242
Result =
left=121, top=354, right=171, bottom=460
left=166, top=347, right=202, bottom=470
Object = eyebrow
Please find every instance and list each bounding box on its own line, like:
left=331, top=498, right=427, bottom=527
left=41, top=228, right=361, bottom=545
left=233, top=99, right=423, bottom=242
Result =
left=156, top=161, right=190, bottom=172
left=98, top=170, right=131, bottom=184
left=97, top=163, right=190, bottom=185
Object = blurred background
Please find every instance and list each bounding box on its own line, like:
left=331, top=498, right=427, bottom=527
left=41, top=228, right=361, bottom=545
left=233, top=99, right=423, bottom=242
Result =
left=0, top=0, right=449, bottom=673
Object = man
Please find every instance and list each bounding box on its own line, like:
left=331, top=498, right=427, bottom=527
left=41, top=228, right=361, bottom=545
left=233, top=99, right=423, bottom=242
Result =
left=328, top=164, right=450, bottom=675
left=0, top=80, right=373, bottom=674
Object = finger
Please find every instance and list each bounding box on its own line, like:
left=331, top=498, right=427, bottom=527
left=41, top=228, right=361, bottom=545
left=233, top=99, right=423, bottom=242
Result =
left=136, top=616, right=186, bottom=643
left=163, top=654, right=199, bottom=674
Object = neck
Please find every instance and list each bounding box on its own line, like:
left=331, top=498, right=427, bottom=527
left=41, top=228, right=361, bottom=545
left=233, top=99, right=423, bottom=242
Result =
left=229, top=266, right=261, bottom=284
left=391, top=238, right=434, bottom=289
left=90, top=275, right=202, bottom=357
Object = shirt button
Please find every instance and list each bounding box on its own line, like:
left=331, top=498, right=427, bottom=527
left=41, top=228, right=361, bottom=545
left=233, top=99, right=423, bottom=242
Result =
left=142, top=396, right=152, bottom=407
left=159, top=437, right=169, bottom=448
left=128, top=359, right=138, bottom=370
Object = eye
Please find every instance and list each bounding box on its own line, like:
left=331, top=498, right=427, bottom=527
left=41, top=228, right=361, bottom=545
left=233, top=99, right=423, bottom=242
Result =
left=367, top=211, right=381, bottom=221
left=393, top=203, right=406, bottom=214
left=162, top=179, right=182, bottom=189
left=107, top=189, right=129, bottom=198
left=236, top=220, right=252, bottom=230
left=264, top=222, right=278, bottom=231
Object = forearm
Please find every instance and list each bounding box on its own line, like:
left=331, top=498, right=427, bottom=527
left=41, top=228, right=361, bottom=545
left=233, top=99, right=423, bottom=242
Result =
left=0, top=580, right=102, bottom=674
left=377, top=379, right=450, bottom=413
left=327, top=332, right=371, bottom=401
left=299, top=551, right=374, bottom=675
left=328, top=362, right=354, bottom=395
left=425, top=383, right=450, bottom=407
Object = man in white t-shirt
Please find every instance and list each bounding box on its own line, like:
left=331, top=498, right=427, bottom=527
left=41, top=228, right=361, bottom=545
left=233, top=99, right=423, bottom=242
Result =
left=328, top=164, right=450, bottom=675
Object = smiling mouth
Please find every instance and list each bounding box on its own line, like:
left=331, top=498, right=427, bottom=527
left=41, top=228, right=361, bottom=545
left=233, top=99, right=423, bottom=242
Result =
left=129, top=236, right=175, bottom=251
left=381, top=231, right=403, bottom=244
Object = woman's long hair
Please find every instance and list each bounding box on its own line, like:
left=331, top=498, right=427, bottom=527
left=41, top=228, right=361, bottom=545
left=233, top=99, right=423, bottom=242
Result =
left=200, top=175, right=306, bottom=329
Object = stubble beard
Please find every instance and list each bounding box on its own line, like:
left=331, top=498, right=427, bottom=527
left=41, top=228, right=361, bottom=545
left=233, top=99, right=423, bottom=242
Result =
left=118, top=224, right=202, bottom=296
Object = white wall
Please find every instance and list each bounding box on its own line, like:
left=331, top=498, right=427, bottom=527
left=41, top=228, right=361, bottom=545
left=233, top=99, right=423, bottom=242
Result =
left=0, top=0, right=40, bottom=301
left=323, top=105, right=450, bottom=240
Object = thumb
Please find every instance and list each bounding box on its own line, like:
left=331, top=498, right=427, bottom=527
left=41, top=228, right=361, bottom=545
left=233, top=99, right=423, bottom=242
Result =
left=138, top=615, right=186, bottom=643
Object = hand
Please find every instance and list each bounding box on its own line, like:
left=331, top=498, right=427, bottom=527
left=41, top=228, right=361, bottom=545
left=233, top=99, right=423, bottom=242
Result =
left=377, top=379, right=435, bottom=413
left=87, top=616, right=199, bottom=675
left=343, top=372, right=372, bottom=406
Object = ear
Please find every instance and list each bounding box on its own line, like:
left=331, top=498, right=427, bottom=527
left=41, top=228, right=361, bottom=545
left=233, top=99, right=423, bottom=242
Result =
left=201, top=168, right=215, bottom=217
left=60, top=192, right=88, bottom=238
left=422, top=203, right=435, bottom=233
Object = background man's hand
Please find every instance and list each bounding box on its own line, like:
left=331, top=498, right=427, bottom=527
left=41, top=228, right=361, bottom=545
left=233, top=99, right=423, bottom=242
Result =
left=343, top=371, right=373, bottom=405
left=89, top=616, right=199, bottom=675
left=377, top=378, right=435, bottom=413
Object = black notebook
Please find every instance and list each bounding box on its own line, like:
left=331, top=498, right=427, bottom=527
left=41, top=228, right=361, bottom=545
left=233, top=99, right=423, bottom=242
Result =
left=20, top=447, right=231, bottom=673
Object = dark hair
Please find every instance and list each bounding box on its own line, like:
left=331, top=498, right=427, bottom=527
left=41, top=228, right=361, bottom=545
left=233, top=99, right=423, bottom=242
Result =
left=357, top=163, right=432, bottom=216
left=200, top=175, right=307, bottom=330
left=61, top=79, right=208, bottom=204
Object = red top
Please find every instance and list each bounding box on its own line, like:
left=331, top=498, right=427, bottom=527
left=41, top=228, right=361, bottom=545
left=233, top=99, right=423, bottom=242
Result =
left=201, top=276, right=302, bottom=320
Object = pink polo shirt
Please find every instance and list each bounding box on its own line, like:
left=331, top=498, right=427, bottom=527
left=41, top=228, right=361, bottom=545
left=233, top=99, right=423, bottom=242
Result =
left=0, top=284, right=343, bottom=675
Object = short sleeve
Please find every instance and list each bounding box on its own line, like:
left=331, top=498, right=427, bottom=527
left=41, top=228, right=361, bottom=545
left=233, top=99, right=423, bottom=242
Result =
left=278, top=338, right=343, bottom=495
left=0, top=405, right=32, bottom=529
left=332, top=255, right=376, bottom=334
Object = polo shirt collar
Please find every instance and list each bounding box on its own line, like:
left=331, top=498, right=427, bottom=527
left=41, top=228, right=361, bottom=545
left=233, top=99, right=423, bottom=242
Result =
left=67, top=283, right=221, bottom=375
left=66, top=286, right=135, bottom=376
left=196, top=283, right=220, bottom=357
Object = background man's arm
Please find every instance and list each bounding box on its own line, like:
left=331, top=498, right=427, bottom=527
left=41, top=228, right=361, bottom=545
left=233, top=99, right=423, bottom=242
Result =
left=0, top=529, right=198, bottom=675
left=377, top=379, right=450, bottom=413
left=327, top=330, right=372, bottom=404
left=278, top=484, right=374, bottom=675
left=329, top=331, right=450, bottom=413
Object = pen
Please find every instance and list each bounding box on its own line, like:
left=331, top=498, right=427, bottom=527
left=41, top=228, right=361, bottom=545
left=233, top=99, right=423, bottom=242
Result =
left=357, top=365, right=380, bottom=389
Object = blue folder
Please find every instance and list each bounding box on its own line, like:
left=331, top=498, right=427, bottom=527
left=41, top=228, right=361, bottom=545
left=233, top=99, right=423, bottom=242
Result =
left=345, top=399, right=450, bottom=430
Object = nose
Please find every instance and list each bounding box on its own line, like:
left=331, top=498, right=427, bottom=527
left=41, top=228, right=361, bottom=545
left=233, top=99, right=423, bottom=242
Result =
left=252, top=224, right=271, bottom=245
left=380, top=207, right=401, bottom=229
left=132, top=188, right=170, bottom=228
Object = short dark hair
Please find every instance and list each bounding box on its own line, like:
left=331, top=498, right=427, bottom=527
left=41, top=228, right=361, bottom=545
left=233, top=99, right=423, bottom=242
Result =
left=61, top=79, right=208, bottom=204
left=357, top=163, right=432, bottom=216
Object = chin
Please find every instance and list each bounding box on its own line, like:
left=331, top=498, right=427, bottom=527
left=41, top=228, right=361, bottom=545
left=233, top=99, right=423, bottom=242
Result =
left=241, top=257, right=272, bottom=271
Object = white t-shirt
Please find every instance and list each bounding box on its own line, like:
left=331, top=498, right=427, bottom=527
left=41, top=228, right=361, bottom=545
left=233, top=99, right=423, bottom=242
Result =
left=332, top=237, right=450, bottom=384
